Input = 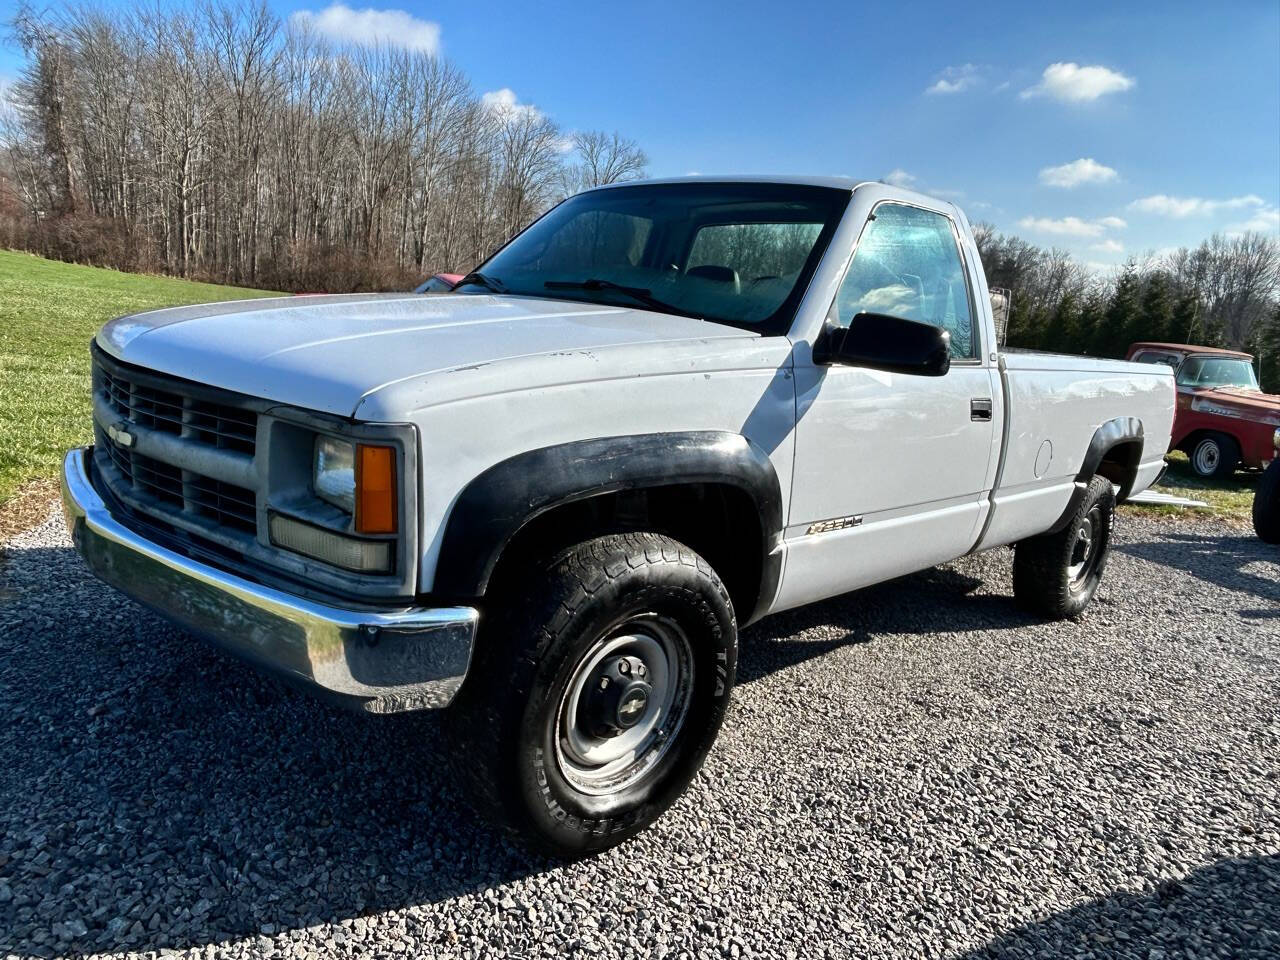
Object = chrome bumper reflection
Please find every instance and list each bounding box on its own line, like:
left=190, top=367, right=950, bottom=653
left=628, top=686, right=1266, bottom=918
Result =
left=60, top=447, right=477, bottom=713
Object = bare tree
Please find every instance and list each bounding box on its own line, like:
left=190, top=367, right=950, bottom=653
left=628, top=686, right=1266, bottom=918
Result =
left=2, top=1, right=649, bottom=289
left=565, top=129, right=647, bottom=191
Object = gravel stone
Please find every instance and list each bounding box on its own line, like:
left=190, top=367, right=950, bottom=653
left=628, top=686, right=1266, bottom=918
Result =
left=1, top=506, right=1277, bottom=959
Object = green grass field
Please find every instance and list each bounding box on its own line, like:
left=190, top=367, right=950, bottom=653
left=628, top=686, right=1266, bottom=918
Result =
left=0, top=250, right=280, bottom=507
left=0, top=248, right=1259, bottom=528
left=1127, top=449, right=1258, bottom=524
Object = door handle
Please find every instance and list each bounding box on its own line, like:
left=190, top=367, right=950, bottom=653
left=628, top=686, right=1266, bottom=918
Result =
left=970, top=398, right=993, bottom=422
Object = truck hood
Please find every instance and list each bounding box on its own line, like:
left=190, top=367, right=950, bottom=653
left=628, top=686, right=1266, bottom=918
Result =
left=1189, top=385, right=1280, bottom=422
left=98, top=293, right=765, bottom=419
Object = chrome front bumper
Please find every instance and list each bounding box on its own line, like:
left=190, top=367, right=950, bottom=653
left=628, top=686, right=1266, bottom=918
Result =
left=60, top=447, right=477, bottom=713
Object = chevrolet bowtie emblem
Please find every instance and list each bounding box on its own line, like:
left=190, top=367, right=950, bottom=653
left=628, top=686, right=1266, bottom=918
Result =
left=107, top=422, right=136, bottom=449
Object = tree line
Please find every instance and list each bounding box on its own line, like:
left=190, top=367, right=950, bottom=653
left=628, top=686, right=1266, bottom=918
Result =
left=1, top=2, right=1277, bottom=388
left=0, top=1, right=647, bottom=291
left=974, top=226, right=1280, bottom=389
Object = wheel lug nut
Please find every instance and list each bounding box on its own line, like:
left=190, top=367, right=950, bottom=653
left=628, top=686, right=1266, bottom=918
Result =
left=599, top=677, right=609, bottom=689
left=618, top=660, right=631, bottom=676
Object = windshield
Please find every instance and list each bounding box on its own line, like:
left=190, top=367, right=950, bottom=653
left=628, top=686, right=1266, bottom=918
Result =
left=1176, top=356, right=1259, bottom=390
left=465, top=182, right=851, bottom=334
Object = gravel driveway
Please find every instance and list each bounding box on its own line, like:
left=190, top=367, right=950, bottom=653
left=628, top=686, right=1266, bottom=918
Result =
left=1, top=507, right=1277, bottom=960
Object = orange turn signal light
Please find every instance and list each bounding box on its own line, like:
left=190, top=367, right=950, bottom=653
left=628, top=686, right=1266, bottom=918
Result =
left=355, top=444, right=397, bottom=534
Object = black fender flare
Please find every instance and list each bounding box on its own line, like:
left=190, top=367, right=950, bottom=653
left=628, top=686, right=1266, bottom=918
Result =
left=1047, top=416, right=1144, bottom=534
left=432, top=431, right=784, bottom=617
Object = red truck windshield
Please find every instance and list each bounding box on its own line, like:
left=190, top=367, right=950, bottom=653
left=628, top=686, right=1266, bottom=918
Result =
left=1177, top=356, right=1260, bottom=390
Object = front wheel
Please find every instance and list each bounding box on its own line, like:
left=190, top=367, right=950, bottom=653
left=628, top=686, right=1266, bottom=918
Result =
left=1013, top=474, right=1116, bottom=619
left=447, top=532, right=737, bottom=858
left=1190, top=432, right=1241, bottom=480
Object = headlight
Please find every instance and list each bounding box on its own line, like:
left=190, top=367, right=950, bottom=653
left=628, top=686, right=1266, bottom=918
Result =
left=313, top=435, right=398, bottom=534
left=314, top=436, right=356, bottom=514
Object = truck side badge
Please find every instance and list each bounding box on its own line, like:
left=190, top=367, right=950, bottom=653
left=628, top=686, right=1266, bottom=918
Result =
left=806, top=515, right=863, bottom=535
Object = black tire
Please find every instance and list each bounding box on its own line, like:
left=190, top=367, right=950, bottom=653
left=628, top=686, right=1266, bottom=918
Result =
left=446, top=532, right=737, bottom=858
left=1254, top=459, right=1280, bottom=544
left=1190, top=432, right=1241, bottom=480
left=1013, top=475, right=1116, bottom=619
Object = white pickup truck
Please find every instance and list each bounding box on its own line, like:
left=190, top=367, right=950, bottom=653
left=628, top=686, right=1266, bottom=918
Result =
left=62, top=176, right=1175, bottom=856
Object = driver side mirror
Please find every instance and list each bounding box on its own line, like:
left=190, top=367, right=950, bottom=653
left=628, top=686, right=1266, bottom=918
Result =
left=815, top=312, right=951, bottom=377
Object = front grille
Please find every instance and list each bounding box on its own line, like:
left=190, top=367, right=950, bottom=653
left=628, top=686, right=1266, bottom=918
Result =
left=101, top=440, right=258, bottom=534
left=100, top=365, right=257, bottom=455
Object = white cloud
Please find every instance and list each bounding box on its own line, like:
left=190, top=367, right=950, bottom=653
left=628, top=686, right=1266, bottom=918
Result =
left=1090, top=239, right=1125, bottom=254
left=1226, top=206, right=1280, bottom=235
left=882, top=168, right=917, bottom=187
left=1039, top=158, right=1119, bottom=188
left=1020, top=62, right=1134, bottom=103
left=481, top=88, right=542, bottom=122
left=1082, top=260, right=1123, bottom=276
left=1017, top=215, right=1125, bottom=238
left=926, top=64, right=982, bottom=95
left=1128, top=193, right=1265, bottom=218
left=289, top=4, right=441, bottom=53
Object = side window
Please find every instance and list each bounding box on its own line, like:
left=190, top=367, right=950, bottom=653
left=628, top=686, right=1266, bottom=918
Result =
left=832, top=203, right=977, bottom=359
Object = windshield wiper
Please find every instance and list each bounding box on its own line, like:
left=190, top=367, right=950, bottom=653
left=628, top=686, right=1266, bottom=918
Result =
left=544, top=278, right=695, bottom=318
left=454, top=271, right=507, bottom=293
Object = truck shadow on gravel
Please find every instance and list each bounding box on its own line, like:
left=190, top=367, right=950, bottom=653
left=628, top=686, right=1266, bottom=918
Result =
left=737, top=565, right=1035, bottom=684
left=959, top=853, right=1280, bottom=959
left=1116, top=529, right=1280, bottom=617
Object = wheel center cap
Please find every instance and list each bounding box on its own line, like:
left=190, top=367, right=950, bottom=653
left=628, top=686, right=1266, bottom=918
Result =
left=581, top=654, right=653, bottom=738
left=616, top=687, right=650, bottom=729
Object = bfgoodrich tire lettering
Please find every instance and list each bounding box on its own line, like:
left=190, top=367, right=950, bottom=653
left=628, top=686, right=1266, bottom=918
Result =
left=446, top=532, right=737, bottom=857
left=1013, top=475, right=1116, bottom=619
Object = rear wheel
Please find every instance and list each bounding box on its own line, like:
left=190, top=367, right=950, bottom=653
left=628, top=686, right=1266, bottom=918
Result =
left=1254, top=459, right=1280, bottom=544
left=1013, top=475, right=1116, bottom=619
left=1190, top=432, right=1241, bottom=480
left=447, top=532, right=736, bottom=858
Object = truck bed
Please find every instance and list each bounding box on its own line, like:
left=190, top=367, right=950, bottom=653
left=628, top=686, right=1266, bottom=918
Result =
left=976, top=351, right=1176, bottom=550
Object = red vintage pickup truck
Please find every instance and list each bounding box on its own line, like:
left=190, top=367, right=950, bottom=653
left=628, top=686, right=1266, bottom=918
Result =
left=1127, top=342, right=1280, bottom=479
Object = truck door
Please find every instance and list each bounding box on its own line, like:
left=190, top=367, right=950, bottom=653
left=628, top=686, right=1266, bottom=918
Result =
left=775, top=200, right=999, bottom=611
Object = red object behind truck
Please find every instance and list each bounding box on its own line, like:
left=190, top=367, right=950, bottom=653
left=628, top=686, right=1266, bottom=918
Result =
left=1127, top=342, right=1280, bottom=479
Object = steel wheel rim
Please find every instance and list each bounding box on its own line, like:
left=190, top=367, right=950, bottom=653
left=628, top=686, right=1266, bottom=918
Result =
left=1194, top=440, right=1219, bottom=475
left=1068, top=507, right=1102, bottom=589
left=554, top=614, right=694, bottom=796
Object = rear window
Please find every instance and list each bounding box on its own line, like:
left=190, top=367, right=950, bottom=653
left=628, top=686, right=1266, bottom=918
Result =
left=1133, top=351, right=1181, bottom=367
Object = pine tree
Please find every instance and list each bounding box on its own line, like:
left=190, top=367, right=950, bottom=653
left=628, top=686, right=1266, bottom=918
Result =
left=1137, top=272, right=1175, bottom=344
left=1093, top=265, right=1142, bottom=358
left=1253, top=303, right=1280, bottom=393
left=1170, top=291, right=1201, bottom=345
left=1042, top=290, right=1081, bottom=354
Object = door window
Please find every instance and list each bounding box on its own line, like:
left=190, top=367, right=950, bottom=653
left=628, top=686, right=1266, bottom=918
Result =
left=832, top=203, right=978, bottom=359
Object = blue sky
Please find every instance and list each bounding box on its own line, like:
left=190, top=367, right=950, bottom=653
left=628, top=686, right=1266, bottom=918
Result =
left=2, top=0, right=1277, bottom=269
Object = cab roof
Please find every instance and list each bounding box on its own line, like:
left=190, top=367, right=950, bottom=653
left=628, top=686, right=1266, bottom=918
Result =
left=1129, top=342, right=1254, bottom=360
